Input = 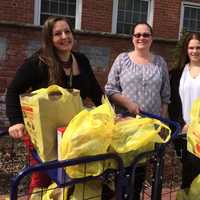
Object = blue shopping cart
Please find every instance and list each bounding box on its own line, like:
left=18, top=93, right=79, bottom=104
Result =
left=2, top=112, right=180, bottom=200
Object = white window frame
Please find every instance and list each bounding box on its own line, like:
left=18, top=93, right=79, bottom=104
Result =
left=112, top=0, right=154, bottom=34
left=34, top=0, right=82, bottom=30
left=179, top=1, right=200, bottom=37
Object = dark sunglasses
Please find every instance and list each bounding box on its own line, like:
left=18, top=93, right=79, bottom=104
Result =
left=133, top=33, right=151, bottom=38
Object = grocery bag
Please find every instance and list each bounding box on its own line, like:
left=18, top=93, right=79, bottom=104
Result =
left=60, top=97, right=115, bottom=178
left=70, top=180, right=102, bottom=200
left=187, top=98, right=200, bottom=158
left=20, top=85, right=83, bottom=161
left=110, top=116, right=171, bottom=166
left=42, top=183, right=68, bottom=200
left=188, top=173, right=200, bottom=200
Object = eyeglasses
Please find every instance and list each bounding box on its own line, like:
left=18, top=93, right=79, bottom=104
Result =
left=133, top=33, right=151, bottom=38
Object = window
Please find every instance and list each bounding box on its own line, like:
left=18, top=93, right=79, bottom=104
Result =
left=112, top=0, right=154, bottom=35
left=34, top=0, right=82, bottom=30
left=180, top=2, right=200, bottom=34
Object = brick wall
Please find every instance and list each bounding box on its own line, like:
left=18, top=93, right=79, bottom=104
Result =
left=0, top=93, right=9, bottom=128
left=82, top=0, right=113, bottom=32
left=153, top=0, right=181, bottom=39
left=0, top=0, right=189, bottom=127
left=0, top=0, right=33, bottom=23
left=0, top=23, right=176, bottom=128
left=154, top=0, right=200, bottom=39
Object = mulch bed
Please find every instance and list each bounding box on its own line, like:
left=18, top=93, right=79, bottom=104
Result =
left=0, top=135, right=28, bottom=195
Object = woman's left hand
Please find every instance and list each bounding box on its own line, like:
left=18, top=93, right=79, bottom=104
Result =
left=182, top=124, right=189, bottom=134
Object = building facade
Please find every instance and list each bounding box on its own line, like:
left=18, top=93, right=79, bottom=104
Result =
left=0, top=0, right=200, bottom=127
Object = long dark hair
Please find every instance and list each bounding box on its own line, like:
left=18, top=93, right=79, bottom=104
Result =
left=177, top=32, right=200, bottom=70
left=39, top=16, right=74, bottom=86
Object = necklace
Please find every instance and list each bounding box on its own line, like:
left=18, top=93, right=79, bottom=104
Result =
left=60, top=54, right=73, bottom=69
left=188, top=64, right=200, bottom=79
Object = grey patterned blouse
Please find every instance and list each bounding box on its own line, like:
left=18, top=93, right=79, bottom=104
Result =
left=105, top=52, right=170, bottom=115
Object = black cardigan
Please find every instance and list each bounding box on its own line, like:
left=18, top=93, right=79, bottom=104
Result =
left=168, top=68, right=185, bottom=128
left=6, top=51, right=103, bottom=125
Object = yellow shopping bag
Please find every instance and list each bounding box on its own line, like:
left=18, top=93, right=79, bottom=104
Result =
left=20, top=85, right=83, bottom=161
left=188, top=173, right=200, bottom=200
left=42, top=183, right=68, bottom=200
left=110, top=117, right=171, bottom=166
left=176, top=174, right=200, bottom=200
left=60, top=97, right=115, bottom=178
left=187, top=98, right=200, bottom=158
left=70, top=180, right=102, bottom=200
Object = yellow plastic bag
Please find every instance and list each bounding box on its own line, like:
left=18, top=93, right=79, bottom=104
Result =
left=176, top=174, right=200, bottom=200
left=60, top=97, right=115, bottom=178
left=42, top=183, right=68, bottom=200
left=110, top=117, right=171, bottom=166
left=70, top=180, right=102, bottom=200
left=187, top=98, right=200, bottom=158
left=188, top=174, right=200, bottom=200
left=20, top=85, right=83, bottom=161
left=176, top=189, right=189, bottom=200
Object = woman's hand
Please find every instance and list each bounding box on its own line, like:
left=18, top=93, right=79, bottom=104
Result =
left=182, top=124, right=189, bottom=134
left=8, top=123, right=26, bottom=138
left=126, top=101, right=140, bottom=115
left=110, top=93, right=140, bottom=115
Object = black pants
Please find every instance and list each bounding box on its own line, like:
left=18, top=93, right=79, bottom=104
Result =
left=181, top=151, right=200, bottom=188
left=174, top=135, right=200, bottom=189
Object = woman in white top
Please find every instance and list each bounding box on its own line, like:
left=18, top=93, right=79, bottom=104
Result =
left=169, top=32, right=200, bottom=189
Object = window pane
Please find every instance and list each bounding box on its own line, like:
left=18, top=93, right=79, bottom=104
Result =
left=50, top=2, right=59, bottom=14
left=134, top=0, right=140, bottom=11
left=141, top=1, right=148, bottom=13
left=125, top=0, right=133, bottom=10
left=41, top=0, right=49, bottom=12
left=117, top=23, right=123, bottom=33
left=183, top=19, right=189, bottom=30
left=183, top=5, right=200, bottom=33
left=184, top=7, right=190, bottom=18
left=68, top=4, right=76, bottom=16
left=132, top=13, right=140, bottom=23
left=141, top=14, right=147, bottom=21
left=190, top=20, right=196, bottom=30
left=118, top=0, right=125, bottom=10
left=60, top=3, right=67, bottom=15
left=40, top=0, right=76, bottom=28
left=118, top=10, right=124, bottom=22
left=124, top=24, right=132, bottom=34
left=191, top=8, right=197, bottom=19
left=125, top=11, right=132, bottom=23
left=198, top=10, right=200, bottom=21
left=117, top=0, right=150, bottom=34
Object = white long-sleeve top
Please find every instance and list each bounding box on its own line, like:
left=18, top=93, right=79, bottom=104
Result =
left=179, top=64, right=200, bottom=123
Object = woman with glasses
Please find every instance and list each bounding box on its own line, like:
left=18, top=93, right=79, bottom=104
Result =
left=105, top=22, right=170, bottom=199
left=105, top=22, right=170, bottom=117
left=6, top=16, right=103, bottom=195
